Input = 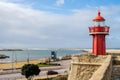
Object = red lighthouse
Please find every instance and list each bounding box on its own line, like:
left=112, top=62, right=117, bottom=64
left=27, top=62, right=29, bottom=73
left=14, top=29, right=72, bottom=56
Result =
left=89, top=11, right=110, bottom=55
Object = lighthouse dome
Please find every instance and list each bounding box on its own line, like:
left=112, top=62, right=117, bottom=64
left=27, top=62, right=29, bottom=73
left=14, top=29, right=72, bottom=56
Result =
left=93, top=11, right=105, bottom=21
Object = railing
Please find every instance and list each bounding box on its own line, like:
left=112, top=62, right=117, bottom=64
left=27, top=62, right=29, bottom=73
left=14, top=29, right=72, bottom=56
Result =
left=89, top=26, right=110, bottom=35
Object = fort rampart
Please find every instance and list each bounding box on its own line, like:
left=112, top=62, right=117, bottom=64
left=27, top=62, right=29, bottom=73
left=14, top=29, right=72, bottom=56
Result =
left=68, top=54, right=112, bottom=80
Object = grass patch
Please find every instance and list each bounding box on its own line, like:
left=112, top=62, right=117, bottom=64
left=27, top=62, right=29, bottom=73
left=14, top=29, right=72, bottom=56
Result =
left=37, top=63, right=61, bottom=67
left=37, top=64, right=55, bottom=67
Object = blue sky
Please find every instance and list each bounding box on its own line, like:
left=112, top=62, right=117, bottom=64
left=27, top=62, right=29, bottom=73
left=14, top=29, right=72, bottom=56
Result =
left=0, top=0, right=120, bottom=49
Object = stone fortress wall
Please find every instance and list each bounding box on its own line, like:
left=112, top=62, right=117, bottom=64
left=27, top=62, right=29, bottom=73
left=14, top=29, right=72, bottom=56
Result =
left=68, top=54, right=112, bottom=80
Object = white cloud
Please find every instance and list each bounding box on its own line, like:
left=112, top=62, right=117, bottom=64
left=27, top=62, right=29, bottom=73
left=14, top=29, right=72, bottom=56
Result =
left=0, top=1, right=91, bottom=48
left=55, top=0, right=64, bottom=6
left=0, top=1, right=120, bottom=48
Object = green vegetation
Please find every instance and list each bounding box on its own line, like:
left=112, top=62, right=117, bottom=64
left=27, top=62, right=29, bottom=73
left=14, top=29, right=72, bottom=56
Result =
left=37, top=63, right=60, bottom=67
left=21, top=64, right=40, bottom=80
left=38, top=64, right=55, bottom=67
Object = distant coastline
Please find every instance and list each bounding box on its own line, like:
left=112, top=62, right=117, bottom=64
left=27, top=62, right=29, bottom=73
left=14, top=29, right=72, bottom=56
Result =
left=0, top=49, right=23, bottom=51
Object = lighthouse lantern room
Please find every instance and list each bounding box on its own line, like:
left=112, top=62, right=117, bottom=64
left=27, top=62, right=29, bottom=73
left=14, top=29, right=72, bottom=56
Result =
left=89, top=11, right=110, bottom=55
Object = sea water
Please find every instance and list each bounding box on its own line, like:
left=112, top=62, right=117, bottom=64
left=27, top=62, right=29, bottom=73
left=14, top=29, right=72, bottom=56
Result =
left=0, top=49, right=82, bottom=62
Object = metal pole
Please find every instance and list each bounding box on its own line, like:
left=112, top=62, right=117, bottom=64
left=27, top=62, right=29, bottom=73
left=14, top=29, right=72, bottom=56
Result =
left=12, top=51, right=14, bottom=72
left=15, top=52, right=17, bottom=63
left=27, top=50, right=29, bottom=64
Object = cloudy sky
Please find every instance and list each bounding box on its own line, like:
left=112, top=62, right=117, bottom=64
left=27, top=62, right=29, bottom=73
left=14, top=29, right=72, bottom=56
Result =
left=0, top=0, right=120, bottom=49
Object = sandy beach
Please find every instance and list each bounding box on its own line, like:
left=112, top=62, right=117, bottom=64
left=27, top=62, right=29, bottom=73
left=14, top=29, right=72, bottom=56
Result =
left=0, top=56, right=71, bottom=70
left=0, top=58, right=47, bottom=70
left=83, top=49, right=120, bottom=54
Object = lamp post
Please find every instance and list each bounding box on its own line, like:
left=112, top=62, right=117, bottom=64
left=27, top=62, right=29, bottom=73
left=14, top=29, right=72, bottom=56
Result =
left=15, top=53, right=17, bottom=63
left=27, top=50, right=30, bottom=64
left=11, top=51, right=14, bottom=72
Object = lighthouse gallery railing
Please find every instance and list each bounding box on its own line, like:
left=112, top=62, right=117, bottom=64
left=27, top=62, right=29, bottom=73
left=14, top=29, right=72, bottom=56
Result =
left=89, top=26, right=110, bottom=35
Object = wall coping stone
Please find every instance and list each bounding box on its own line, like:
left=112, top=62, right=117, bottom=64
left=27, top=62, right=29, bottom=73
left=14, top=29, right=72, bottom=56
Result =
left=71, top=62, right=102, bottom=66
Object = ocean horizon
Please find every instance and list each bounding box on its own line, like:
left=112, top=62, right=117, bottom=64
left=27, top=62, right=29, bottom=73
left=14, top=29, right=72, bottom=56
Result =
left=0, top=49, right=83, bottom=62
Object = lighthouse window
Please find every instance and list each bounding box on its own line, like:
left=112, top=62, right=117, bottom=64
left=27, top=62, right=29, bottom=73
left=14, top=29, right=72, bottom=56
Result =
left=94, top=21, right=105, bottom=26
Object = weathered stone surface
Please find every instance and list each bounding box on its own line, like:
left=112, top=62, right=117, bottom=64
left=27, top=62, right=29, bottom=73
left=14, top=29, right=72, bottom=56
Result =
left=72, top=54, right=107, bottom=63
left=68, top=54, right=112, bottom=80
left=112, top=56, right=120, bottom=80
